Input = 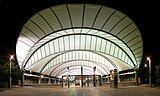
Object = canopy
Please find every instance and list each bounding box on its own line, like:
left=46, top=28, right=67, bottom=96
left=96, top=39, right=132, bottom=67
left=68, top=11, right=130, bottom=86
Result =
left=16, top=4, right=143, bottom=78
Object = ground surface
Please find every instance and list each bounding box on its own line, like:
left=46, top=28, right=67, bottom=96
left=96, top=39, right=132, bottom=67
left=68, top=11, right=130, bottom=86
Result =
left=0, top=86, right=160, bottom=96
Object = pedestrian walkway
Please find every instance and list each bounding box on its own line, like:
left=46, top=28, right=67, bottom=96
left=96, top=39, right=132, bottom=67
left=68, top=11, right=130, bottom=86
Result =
left=0, top=86, right=160, bottom=96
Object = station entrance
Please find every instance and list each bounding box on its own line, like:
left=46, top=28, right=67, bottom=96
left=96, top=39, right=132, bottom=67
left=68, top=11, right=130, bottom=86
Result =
left=62, top=75, right=101, bottom=87
left=16, top=4, right=143, bottom=88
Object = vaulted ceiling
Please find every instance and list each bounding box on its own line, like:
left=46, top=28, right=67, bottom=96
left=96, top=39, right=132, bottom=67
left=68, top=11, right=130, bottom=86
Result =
left=16, top=4, right=143, bottom=78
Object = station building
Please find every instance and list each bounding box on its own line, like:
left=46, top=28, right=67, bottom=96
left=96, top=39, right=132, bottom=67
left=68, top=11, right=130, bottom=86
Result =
left=16, top=4, right=143, bottom=87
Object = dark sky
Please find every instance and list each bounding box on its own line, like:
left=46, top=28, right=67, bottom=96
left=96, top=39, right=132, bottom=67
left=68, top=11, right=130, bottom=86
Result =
left=0, top=0, right=159, bottom=64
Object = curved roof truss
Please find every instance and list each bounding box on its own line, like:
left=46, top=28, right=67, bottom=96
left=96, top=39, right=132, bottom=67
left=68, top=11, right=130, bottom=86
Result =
left=16, top=4, right=143, bottom=77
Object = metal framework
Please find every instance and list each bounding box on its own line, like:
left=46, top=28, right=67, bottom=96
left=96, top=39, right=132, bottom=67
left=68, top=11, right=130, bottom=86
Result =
left=16, top=4, right=143, bottom=78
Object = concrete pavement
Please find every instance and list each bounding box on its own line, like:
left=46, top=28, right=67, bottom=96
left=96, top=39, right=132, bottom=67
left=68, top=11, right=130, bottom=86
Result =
left=0, top=86, right=160, bottom=96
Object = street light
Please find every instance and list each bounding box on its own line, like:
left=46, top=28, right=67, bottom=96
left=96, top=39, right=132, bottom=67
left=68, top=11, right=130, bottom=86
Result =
left=147, top=56, right=151, bottom=87
left=9, top=54, right=14, bottom=90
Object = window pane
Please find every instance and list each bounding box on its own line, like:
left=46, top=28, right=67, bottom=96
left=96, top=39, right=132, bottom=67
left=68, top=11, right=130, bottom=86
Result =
left=69, top=51, right=72, bottom=60
left=125, top=55, right=128, bottom=63
left=122, top=52, right=125, bottom=61
left=110, top=44, right=115, bottom=55
left=101, top=39, right=106, bottom=52
left=79, top=51, right=83, bottom=60
left=64, top=36, right=69, bottom=51
left=118, top=49, right=122, bottom=59
left=37, top=49, right=42, bottom=60
left=45, top=43, right=50, bottom=56
left=85, top=35, right=91, bottom=50
left=76, top=51, right=79, bottom=59
left=34, top=52, right=38, bottom=62
left=49, top=41, right=54, bottom=54
left=96, top=38, right=102, bottom=51
left=91, top=36, right=96, bottom=50
left=80, top=35, right=85, bottom=49
left=59, top=37, right=64, bottom=51
left=106, top=41, right=111, bottom=54
left=114, top=46, right=119, bottom=57
left=69, top=35, right=75, bottom=50
left=41, top=46, right=45, bottom=58
left=75, top=35, right=80, bottom=49
left=54, top=39, right=59, bottom=53
left=31, top=56, right=35, bottom=64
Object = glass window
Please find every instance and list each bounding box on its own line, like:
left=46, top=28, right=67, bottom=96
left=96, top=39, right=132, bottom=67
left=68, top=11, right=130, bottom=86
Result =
left=114, top=46, right=119, bottom=57
left=64, top=36, right=69, bottom=51
left=75, top=35, right=80, bottom=49
left=86, top=51, right=90, bottom=60
left=69, top=51, right=72, bottom=60
left=62, top=53, right=65, bottom=62
left=76, top=51, right=79, bottom=59
left=37, top=49, right=42, bottom=60
left=58, top=55, right=61, bottom=63
left=80, top=35, right=85, bottom=49
left=125, top=55, right=128, bottom=63
left=31, top=56, right=35, bottom=64
left=59, top=37, right=65, bottom=52
left=106, top=41, right=111, bottom=54
left=85, top=35, right=91, bottom=50
left=45, top=43, right=50, bottom=56
left=49, top=41, right=54, bottom=54
left=91, top=36, right=96, bottom=50
left=100, top=39, right=106, bottom=52
left=33, top=52, right=38, bottom=62
left=128, top=59, right=131, bottom=65
left=110, top=44, right=115, bottom=55
left=54, top=39, right=59, bottom=53
left=96, top=38, right=102, bottom=51
left=89, top=52, right=92, bottom=61
left=69, top=35, right=75, bottom=50
left=118, top=49, right=122, bottom=59
left=122, top=52, right=126, bottom=61
left=79, top=51, right=82, bottom=60
left=83, top=51, right=86, bottom=60
left=41, top=46, right=46, bottom=58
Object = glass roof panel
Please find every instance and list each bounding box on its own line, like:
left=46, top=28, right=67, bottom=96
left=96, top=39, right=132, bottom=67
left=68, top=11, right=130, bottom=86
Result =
left=16, top=4, right=143, bottom=77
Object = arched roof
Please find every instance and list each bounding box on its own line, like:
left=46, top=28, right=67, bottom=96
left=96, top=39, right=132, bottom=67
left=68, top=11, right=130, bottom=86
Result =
left=16, top=4, right=143, bottom=78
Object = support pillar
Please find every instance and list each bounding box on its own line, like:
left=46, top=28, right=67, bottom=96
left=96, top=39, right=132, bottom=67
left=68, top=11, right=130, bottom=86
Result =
left=67, top=77, right=69, bottom=88
left=62, top=76, right=63, bottom=87
left=135, top=70, right=138, bottom=86
left=48, top=78, right=51, bottom=84
left=118, top=74, right=120, bottom=83
left=81, top=66, right=83, bottom=87
left=93, top=67, right=96, bottom=87
left=67, top=67, right=70, bottom=88
left=21, top=71, right=24, bottom=87
left=99, top=75, right=102, bottom=86
left=87, top=75, right=89, bottom=86
left=110, top=69, right=118, bottom=88
left=107, top=76, right=110, bottom=83
left=38, top=76, right=41, bottom=85
left=113, top=69, right=118, bottom=88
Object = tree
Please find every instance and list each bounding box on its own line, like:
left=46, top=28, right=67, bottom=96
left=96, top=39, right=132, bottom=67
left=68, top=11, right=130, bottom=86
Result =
left=155, top=65, right=160, bottom=87
left=0, top=55, right=22, bottom=88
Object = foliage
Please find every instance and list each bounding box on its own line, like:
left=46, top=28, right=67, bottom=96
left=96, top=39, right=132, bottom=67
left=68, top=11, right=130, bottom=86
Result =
left=0, top=57, right=22, bottom=88
left=155, top=65, right=160, bottom=86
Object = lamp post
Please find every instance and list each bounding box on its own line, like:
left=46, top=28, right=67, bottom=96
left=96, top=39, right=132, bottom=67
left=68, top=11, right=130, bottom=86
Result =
left=9, top=55, right=14, bottom=90
left=147, top=57, right=151, bottom=87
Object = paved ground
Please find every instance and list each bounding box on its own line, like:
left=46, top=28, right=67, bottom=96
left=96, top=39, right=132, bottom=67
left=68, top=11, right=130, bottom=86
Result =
left=0, top=86, right=160, bottom=96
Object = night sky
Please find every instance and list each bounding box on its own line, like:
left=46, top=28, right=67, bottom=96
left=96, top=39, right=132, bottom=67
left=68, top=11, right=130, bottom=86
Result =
left=0, top=0, right=159, bottom=65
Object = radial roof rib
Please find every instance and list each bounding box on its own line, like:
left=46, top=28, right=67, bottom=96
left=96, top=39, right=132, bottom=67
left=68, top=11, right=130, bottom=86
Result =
left=16, top=4, right=143, bottom=77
